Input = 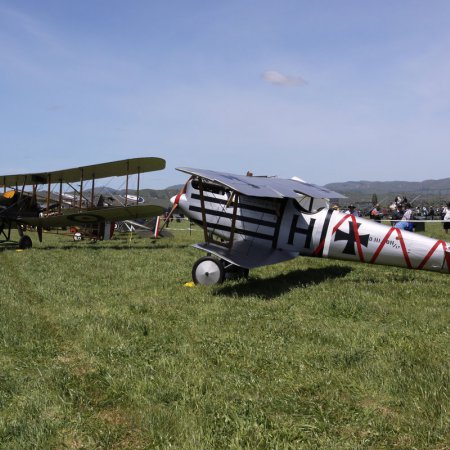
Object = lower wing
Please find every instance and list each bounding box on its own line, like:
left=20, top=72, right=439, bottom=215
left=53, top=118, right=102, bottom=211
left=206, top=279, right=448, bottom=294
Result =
left=193, top=241, right=298, bottom=269
left=19, top=204, right=165, bottom=227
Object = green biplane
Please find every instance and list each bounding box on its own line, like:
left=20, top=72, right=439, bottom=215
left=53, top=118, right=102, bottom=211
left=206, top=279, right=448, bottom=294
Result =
left=0, top=157, right=166, bottom=248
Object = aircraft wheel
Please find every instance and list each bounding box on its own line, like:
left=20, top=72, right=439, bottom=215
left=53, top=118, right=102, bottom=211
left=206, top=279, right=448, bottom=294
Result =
left=18, top=235, right=32, bottom=249
left=192, top=257, right=225, bottom=285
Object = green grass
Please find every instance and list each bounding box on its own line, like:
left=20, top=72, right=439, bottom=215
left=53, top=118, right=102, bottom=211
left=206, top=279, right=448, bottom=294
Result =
left=0, top=223, right=449, bottom=449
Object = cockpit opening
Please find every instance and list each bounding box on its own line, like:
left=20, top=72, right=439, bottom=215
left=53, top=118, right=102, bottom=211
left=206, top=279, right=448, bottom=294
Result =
left=296, top=195, right=329, bottom=213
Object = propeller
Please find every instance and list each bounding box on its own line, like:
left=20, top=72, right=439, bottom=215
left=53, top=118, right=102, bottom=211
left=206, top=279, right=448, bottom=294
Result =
left=154, top=178, right=191, bottom=238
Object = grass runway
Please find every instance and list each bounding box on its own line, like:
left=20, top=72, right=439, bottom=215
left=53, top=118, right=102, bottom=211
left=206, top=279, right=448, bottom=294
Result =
left=0, top=223, right=449, bottom=448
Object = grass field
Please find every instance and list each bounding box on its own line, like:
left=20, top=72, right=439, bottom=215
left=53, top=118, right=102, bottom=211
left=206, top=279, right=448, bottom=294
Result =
left=0, top=222, right=449, bottom=449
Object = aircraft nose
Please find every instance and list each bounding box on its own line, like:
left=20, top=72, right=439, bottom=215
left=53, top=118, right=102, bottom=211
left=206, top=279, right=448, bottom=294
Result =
left=170, top=193, right=187, bottom=210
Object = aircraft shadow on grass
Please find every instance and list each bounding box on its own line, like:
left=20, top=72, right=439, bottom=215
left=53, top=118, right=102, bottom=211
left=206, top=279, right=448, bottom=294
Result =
left=215, top=265, right=353, bottom=300
left=0, top=243, right=19, bottom=252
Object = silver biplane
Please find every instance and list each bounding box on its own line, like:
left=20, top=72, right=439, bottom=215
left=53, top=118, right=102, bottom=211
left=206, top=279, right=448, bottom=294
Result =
left=169, top=168, right=450, bottom=285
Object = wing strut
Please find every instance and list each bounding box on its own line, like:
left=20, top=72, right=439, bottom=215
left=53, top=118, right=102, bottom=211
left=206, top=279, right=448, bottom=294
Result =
left=19, top=177, right=27, bottom=199
left=79, top=168, right=84, bottom=209
left=136, top=166, right=141, bottom=205
left=58, top=180, right=63, bottom=214
left=91, top=176, right=95, bottom=207
left=46, top=174, right=51, bottom=213
left=125, top=160, right=129, bottom=206
left=227, top=192, right=239, bottom=249
left=198, top=177, right=209, bottom=243
left=196, top=176, right=239, bottom=250
left=0, top=219, right=12, bottom=243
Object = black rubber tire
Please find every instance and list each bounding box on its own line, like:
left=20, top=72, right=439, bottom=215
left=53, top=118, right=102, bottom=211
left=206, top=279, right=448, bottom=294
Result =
left=18, top=235, right=32, bottom=249
left=192, top=257, right=225, bottom=285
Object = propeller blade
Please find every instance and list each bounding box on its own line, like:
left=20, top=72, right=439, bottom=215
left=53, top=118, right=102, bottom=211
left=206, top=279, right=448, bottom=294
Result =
left=157, top=178, right=191, bottom=235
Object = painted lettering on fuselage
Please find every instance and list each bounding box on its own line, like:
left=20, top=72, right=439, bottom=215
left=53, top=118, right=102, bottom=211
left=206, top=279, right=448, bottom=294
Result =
left=186, top=185, right=326, bottom=254
left=289, top=215, right=315, bottom=248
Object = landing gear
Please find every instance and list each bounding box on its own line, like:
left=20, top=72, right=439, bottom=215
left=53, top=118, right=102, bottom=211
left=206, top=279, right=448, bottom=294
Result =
left=222, top=261, right=249, bottom=281
left=192, top=257, right=249, bottom=285
left=18, top=235, right=32, bottom=249
left=192, top=257, right=225, bottom=285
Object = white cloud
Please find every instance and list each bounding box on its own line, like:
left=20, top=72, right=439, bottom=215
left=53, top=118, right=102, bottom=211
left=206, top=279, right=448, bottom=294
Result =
left=262, top=70, right=307, bottom=86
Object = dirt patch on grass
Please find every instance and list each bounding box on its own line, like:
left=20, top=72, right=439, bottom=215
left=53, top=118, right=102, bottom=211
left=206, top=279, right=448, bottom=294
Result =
left=55, top=352, right=95, bottom=377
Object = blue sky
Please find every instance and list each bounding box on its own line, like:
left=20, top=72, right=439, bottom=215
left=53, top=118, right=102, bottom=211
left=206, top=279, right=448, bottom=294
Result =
left=1, top=0, right=450, bottom=189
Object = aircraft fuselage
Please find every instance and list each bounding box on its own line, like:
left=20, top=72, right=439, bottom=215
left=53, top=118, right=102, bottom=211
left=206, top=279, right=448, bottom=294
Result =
left=176, top=180, right=450, bottom=274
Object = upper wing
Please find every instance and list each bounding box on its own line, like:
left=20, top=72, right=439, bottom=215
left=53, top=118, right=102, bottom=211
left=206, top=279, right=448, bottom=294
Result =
left=1, top=157, right=166, bottom=187
left=177, top=167, right=345, bottom=199
left=19, top=204, right=164, bottom=227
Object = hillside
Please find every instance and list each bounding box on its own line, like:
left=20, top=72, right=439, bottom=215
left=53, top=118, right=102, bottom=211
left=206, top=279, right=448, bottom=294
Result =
left=155, top=179, right=450, bottom=203
left=45, top=178, right=449, bottom=209
left=325, top=178, right=450, bottom=196
left=322, top=178, right=450, bottom=206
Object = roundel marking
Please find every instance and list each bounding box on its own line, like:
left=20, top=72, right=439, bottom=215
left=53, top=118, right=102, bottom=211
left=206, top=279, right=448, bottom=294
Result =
left=67, top=213, right=104, bottom=223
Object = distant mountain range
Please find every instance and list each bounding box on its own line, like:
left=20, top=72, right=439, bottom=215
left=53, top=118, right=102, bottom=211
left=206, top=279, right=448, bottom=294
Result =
left=52, top=177, right=449, bottom=209
left=324, top=178, right=450, bottom=195
left=128, top=178, right=450, bottom=204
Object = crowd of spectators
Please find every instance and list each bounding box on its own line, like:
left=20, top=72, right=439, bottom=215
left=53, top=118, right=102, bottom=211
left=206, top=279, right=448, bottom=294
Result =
left=332, top=196, right=450, bottom=233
